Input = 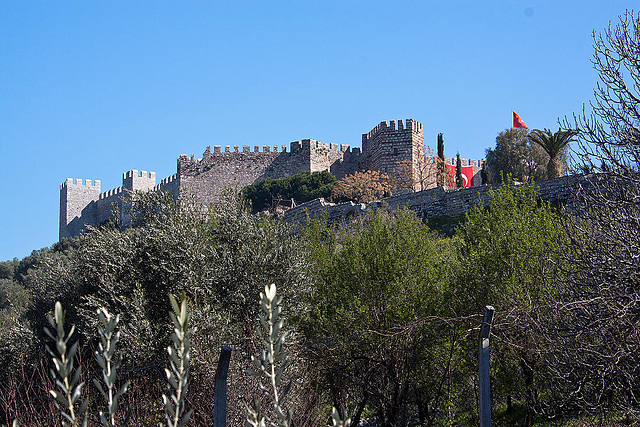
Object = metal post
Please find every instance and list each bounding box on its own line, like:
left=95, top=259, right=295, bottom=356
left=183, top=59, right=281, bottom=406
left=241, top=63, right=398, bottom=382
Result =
left=214, top=346, right=232, bottom=427
left=479, top=306, right=495, bottom=427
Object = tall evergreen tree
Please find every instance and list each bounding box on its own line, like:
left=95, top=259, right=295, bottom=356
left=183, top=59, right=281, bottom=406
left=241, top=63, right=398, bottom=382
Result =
left=437, top=133, right=444, bottom=159
left=455, top=152, right=463, bottom=188
left=437, top=133, right=445, bottom=187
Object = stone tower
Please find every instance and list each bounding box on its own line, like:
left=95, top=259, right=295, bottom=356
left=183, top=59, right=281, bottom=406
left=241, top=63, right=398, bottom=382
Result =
left=59, top=178, right=101, bottom=239
left=362, top=119, right=424, bottom=183
left=122, top=170, right=156, bottom=192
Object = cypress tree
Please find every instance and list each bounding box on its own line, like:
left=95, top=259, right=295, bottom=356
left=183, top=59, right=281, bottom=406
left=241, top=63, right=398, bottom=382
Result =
left=437, top=133, right=445, bottom=187
left=437, top=133, right=444, bottom=159
left=456, top=152, right=464, bottom=188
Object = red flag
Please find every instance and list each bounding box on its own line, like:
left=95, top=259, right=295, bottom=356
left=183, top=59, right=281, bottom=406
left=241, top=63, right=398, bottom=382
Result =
left=445, top=164, right=474, bottom=188
left=513, top=111, right=528, bottom=129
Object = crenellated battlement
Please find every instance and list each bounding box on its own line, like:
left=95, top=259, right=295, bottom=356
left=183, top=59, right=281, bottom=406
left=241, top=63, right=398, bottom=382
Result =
left=362, top=118, right=423, bottom=144
left=363, top=120, right=389, bottom=142
left=60, top=178, right=101, bottom=190
left=361, top=118, right=425, bottom=182
left=178, top=141, right=364, bottom=169
left=99, top=186, right=124, bottom=200
left=201, top=144, right=291, bottom=155
left=59, top=177, right=102, bottom=239
left=158, top=174, right=177, bottom=187
left=443, top=157, right=486, bottom=167
left=122, top=169, right=156, bottom=192
left=123, top=170, right=155, bottom=180
left=289, top=139, right=353, bottom=152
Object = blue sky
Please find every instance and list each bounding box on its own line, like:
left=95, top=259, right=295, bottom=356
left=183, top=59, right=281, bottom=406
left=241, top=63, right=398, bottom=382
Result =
left=0, top=1, right=635, bottom=261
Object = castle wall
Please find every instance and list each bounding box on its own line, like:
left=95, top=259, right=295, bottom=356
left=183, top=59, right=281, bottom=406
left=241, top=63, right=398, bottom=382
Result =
left=97, top=186, right=123, bottom=225
left=176, top=141, right=363, bottom=207
left=306, top=141, right=359, bottom=177
left=155, top=173, right=180, bottom=199
left=331, top=146, right=363, bottom=179
left=177, top=145, right=288, bottom=208
left=59, top=170, right=159, bottom=240
left=284, top=175, right=580, bottom=225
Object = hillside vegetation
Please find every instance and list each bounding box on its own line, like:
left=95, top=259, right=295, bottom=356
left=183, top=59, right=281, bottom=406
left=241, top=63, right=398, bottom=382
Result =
left=1, top=176, right=638, bottom=426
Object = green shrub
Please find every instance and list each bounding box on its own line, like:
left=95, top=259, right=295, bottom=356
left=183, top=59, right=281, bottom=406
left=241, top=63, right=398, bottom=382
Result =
left=242, top=171, right=337, bottom=212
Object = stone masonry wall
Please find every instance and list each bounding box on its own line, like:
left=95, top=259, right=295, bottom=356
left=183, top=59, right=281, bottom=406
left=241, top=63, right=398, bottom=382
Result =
left=155, top=173, right=180, bottom=199
left=96, top=186, right=123, bottom=225
left=123, top=170, right=156, bottom=192
left=176, top=140, right=363, bottom=207
left=284, top=174, right=581, bottom=225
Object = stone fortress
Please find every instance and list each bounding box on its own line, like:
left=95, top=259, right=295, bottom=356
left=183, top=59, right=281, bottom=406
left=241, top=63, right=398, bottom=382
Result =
left=59, top=119, right=487, bottom=240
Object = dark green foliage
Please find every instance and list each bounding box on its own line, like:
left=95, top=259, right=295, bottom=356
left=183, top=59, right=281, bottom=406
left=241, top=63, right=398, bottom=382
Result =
left=202, top=190, right=309, bottom=352
left=68, top=189, right=308, bottom=367
left=73, top=191, right=213, bottom=362
left=458, top=183, right=566, bottom=310
left=5, top=239, right=81, bottom=370
left=425, top=214, right=466, bottom=236
left=0, top=259, right=18, bottom=280
left=241, top=171, right=337, bottom=212
left=0, top=277, right=33, bottom=379
left=480, top=162, right=488, bottom=184
left=0, top=279, right=28, bottom=312
left=11, top=238, right=78, bottom=284
left=455, top=152, right=463, bottom=188
left=5, top=169, right=640, bottom=424
left=485, top=128, right=552, bottom=183
left=437, top=133, right=445, bottom=187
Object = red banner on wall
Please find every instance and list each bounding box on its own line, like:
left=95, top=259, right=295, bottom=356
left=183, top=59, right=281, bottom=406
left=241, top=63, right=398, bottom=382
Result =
left=445, top=164, right=474, bottom=188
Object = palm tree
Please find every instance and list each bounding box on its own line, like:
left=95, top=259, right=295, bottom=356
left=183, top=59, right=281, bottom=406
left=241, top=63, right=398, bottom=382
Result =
left=528, top=128, right=577, bottom=179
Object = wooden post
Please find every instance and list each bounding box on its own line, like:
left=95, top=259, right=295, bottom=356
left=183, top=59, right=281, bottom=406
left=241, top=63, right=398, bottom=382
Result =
left=214, top=346, right=232, bottom=427
left=479, top=306, right=495, bottom=427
